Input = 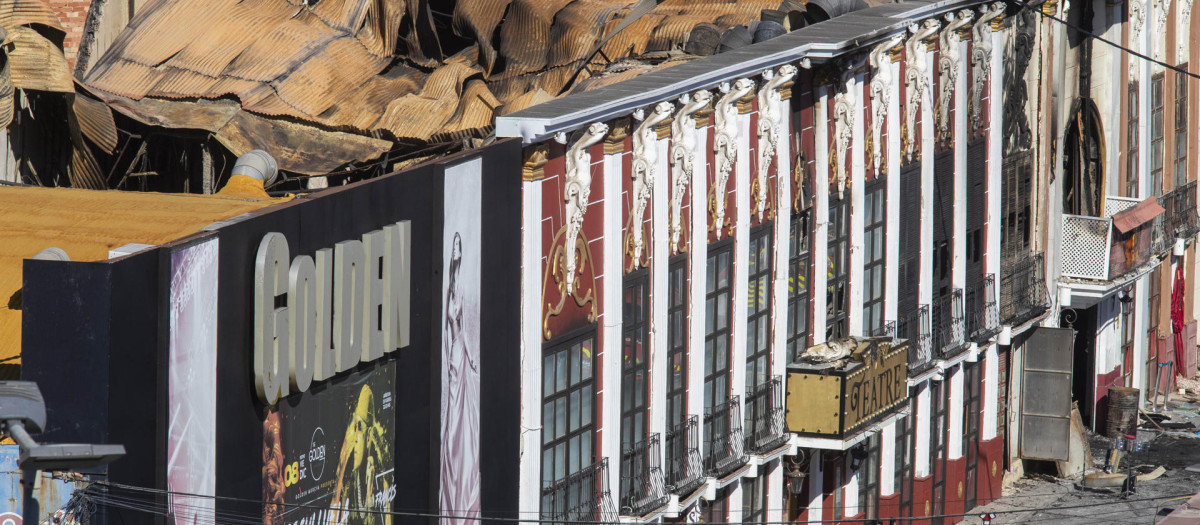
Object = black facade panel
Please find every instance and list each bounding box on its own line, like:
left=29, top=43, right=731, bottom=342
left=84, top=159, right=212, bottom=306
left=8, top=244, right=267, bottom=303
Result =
left=898, top=161, right=921, bottom=314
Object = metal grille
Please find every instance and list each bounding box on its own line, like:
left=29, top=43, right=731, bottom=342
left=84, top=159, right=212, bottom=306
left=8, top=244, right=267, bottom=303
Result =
left=966, top=274, right=1001, bottom=343
left=1060, top=214, right=1112, bottom=280
left=898, top=305, right=933, bottom=373
left=999, top=252, right=1050, bottom=326
left=665, top=416, right=705, bottom=496
left=704, top=395, right=747, bottom=478
left=619, top=434, right=668, bottom=517
left=541, top=458, right=618, bottom=524
left=932, top=289, right=966, bottom=359
left=1162, top=181, right=1200, bottom=239
left=1104, top=196, right=1141, bottom=218
left=744, top=376, right=789, bottom=454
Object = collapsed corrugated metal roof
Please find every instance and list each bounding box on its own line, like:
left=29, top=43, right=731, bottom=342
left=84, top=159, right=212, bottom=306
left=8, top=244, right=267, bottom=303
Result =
left=78, top=0, right=852, bottom=184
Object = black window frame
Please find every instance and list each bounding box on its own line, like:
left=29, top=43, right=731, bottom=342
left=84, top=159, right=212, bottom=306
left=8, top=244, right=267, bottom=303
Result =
left=741, top=470, right=769, bottom=524
left=1001, top=152, right=1034, bottom=259
left=826, top=195, right=850, bottom=340
left=541, top=330, right=598, bottom=490
left=787, top=209, right=812, bottom=361
left=704, top=240, right=735, bottom=412
left=1175, top=67, right=1188, bottom=189
left=621, top=270, right=651, bottom=456
left=1128, top=81, right=1140, bottom=198
left=667, top=256, right=689, bottom=431
left=1152, top=72, right=1164, bottom=197
left=863, top=178, right=887, bottom=334
left=746, top=224, right=773, bottom=388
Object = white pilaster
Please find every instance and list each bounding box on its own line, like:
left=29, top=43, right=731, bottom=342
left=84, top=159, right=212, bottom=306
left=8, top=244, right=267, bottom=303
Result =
left=987, top=27, right=1002, bottom=295
left=983, top=343, right=999, bottom=440
left=603, top=150, right=623, bottom=499
left=953, top=36, right=968, bottom=292
left=948, top=365, right=964, bottom=460
left=915, top=383, right=931, bottom=477
left=814, top=86, right=831, bottom=343
left=767, top=461, right=784, bottom=525
left=519, top=180, right=543, bottom=514
left=920, top=48, right=935, bottom=308
left=808, top=451, right=824, bottom=521
left=850, top=72, right=866, bottom=337
left=690, top=125, right=709, bottom=435
left=652, top=136, right=670, bottom=457
left=844, top=456, right=860, bottom=517
left=726, top=112, right=752, bottom=513
left=886, top=58, right=902, bottom=325
left=773, top=98, right=793, bottom=380
left=881, top=418, right=897, bottom=495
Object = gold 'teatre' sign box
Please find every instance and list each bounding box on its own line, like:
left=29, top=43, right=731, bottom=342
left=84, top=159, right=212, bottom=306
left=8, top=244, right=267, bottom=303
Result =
left=785, top=338, right=909, bottom=438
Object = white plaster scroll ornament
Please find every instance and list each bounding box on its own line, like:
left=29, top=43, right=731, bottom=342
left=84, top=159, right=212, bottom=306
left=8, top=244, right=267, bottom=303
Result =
left=757, top=64, right=798, bottom=221
left=970, top=3, right=1005, bottom=133
left=1153, top=0, right=1171, bottom=60
left=629, top=102, right=675, bottom=269
left=1179, top=0, right=1193, bottom=63
left=905, top=19, right=941, bottom=162
left=563, top=123, right=608, bottom=292
left=937, top=10, right=974, bottom=144
left=669, top=90, right=712, bottom=254
left=711, top=78, right=755, bottom=239
left=1129, top=0, right=1146, bottom=82
left=831, top=64, right=855, bottom=200
left=869, top=33, right=905, bottom=175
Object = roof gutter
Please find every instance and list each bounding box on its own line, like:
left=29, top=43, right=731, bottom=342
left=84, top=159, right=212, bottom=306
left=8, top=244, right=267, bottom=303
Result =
left=496, top=0, right=981, bottom=144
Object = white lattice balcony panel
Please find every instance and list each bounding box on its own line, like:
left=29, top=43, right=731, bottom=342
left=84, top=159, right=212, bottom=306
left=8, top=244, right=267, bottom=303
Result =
left=1061, top=214, right=1112, bottom=280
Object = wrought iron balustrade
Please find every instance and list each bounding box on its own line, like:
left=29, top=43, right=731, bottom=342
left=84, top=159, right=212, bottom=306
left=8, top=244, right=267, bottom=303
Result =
left=1162, top=181, right=1199, bottom=239
left=618, top=434, right=669, bottom=517
left=871, top=320, right=896, bottom=339
left=999, top=252, right=1050, bottom=326
left=541, top=458, right=618, bottom=525
left=665, top=416, right=705, bottom=497
left=932, top=288, right=966, bottom=359
left=744, top=376, right=789, bottom=455
left=703, top=396, right=747, bottom=478
left=896, top=305, right=932, bottom=373
left=965, top=274, right=1001, bottom=343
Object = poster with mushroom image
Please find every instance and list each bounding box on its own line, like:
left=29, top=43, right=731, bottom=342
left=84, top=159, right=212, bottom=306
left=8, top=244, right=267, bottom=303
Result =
left=440, top=158, right=482, bottom=525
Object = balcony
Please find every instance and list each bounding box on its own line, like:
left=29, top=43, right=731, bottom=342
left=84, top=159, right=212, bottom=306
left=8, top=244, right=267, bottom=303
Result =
left=896, top=305, right=933, bottom=373
left=703, top=396, right=748, bottom=478
left=1000, top=252, right=1050, bottom=327
left=1061, top=197, right=1164, bottom=283
left=965, top=275, right=1001, bottom=343
left=744, top=376, right=789, bottom=455
left=932, top=289, right=966, bottom=359
left=541, top=458, right=618, bottom=524
left=665, top=416, right=705, bottom=497
left=618, top=434, right=669, bottom=517
left=1162, top=181, right=1200, bottom=240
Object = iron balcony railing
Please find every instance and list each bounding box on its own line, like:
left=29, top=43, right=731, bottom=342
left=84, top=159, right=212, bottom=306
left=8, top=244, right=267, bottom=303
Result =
left=871, top=320, right=896, bottom=339
left=965, top=274, right=1001, bottom=343
left=744, top=376, right=789, bottom=455
left=999, top=252, right=1050, bottom=327
left=896, top=305, right=933, bottom=373
left=932, top=289, right=966, bottom=359
left=541, top=458, right=618, bottom=524
left=665, top=416, right=705, bottom=497
left=618, top=434, right=669, bottom=517
left=703, top=396, right=747, bottom=478
left=1162, top=181, right=1200, bottom=239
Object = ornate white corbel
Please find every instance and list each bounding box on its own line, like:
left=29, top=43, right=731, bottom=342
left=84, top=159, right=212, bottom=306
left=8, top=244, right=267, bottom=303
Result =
left=670, top=90, right=712, bottom=254
left=869, top=34, right=904, bottom=175
left=711, top=78, right=755, bottom=239
left=831, top=64, right=855, bottom=199
left=757, top=64, right=798, bottom=221
left=970, top=3, right=1005, bottom=133
left=937, top=10, right=973, bottom=144
left=1153, top=0, right=1171, bottom=60
left=563, top=123, right=609, bottom=291
left=1129, top=0, right=1146, bottom=82
left=629, top=102, right=675, bottom=268
left=905, top=19, right=940, bottom=161
left=1179, top=0, right=1194, bottom=63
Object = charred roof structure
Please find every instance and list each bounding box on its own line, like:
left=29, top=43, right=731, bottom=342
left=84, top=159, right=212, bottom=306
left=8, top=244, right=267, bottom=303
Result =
left=48, top=0, right=877, bottom=193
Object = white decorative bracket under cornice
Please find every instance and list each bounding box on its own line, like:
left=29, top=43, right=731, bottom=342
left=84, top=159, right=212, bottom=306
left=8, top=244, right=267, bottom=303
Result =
left=670, top=90, right=712, bottom=254
left=831, top=62, right=855, bottom=199
left=970, top=3, right=1005, bottom=133
left=757, top=64, right=798, bottom=221
left=1153, top=0, right=1171, bottom=60
left=869, top=33, right=904, bottom=176
left=1179, top=0, right=1194, bottom=63
left=712, top=78, right=755, bottom=239
left=937, top=10, right=973, bottom=144
left=563, top=123, right=608, bottom=292
left=629, top=102, right=675, bottom=269
left=905, top=19, right=941, bottom=162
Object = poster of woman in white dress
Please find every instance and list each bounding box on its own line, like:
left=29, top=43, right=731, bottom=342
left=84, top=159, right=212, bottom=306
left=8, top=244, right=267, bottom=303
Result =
left=440, top=158, right=481, bottom=525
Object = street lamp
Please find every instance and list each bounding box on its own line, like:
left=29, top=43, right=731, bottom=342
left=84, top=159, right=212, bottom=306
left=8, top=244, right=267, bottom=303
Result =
left=0, top=382, right=125, bottom=470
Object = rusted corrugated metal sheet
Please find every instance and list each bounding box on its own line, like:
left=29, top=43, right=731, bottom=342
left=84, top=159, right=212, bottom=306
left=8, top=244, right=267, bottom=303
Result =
left=7, top=26, right=71, bottom=92
left=73, top=91, right=118, bottom=154
left=0, top=0, right=63, bottom=36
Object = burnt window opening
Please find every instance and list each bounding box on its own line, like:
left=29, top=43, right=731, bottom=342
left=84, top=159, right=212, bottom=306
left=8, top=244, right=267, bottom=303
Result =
left=1127, top=82, right=1140, bottom=198
left=1151, top=73, right=1164, bottom=197
left=1062, top=100, right=1104, bottom=217
left=1174, top=67, right=1188, bottom=189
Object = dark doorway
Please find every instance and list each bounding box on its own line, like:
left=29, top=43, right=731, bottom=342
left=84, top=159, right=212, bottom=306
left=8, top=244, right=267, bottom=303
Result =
left=1065, top=306, right=1098, bottom=425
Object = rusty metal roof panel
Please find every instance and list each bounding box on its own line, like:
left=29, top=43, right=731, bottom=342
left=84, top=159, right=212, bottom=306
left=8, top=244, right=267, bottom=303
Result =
left=220, top=11, right=341, bottom=83
left=316, top=65, right=425, bottom=131
left=109, top=0, right=237, bottom=68
left=146, top=67, right=220, bottom=99
left=73, top=92, right=119, bottom=154
left=272, top=36, right=391, bottom=118
left=7, top=26, right=71, bottom=92
left=165, top=0, right=301, bottom=78
left=0, top=0, right=64, bottom=34
left=452, top=0, right=514, bottom=74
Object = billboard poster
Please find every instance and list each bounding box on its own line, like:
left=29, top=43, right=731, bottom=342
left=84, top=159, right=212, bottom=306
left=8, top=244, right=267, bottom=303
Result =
left=263, top=362, right=396, bottom=525
left=440, top=158, right=482, bottom=524
left=167, top=237, right=218, bottom=525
